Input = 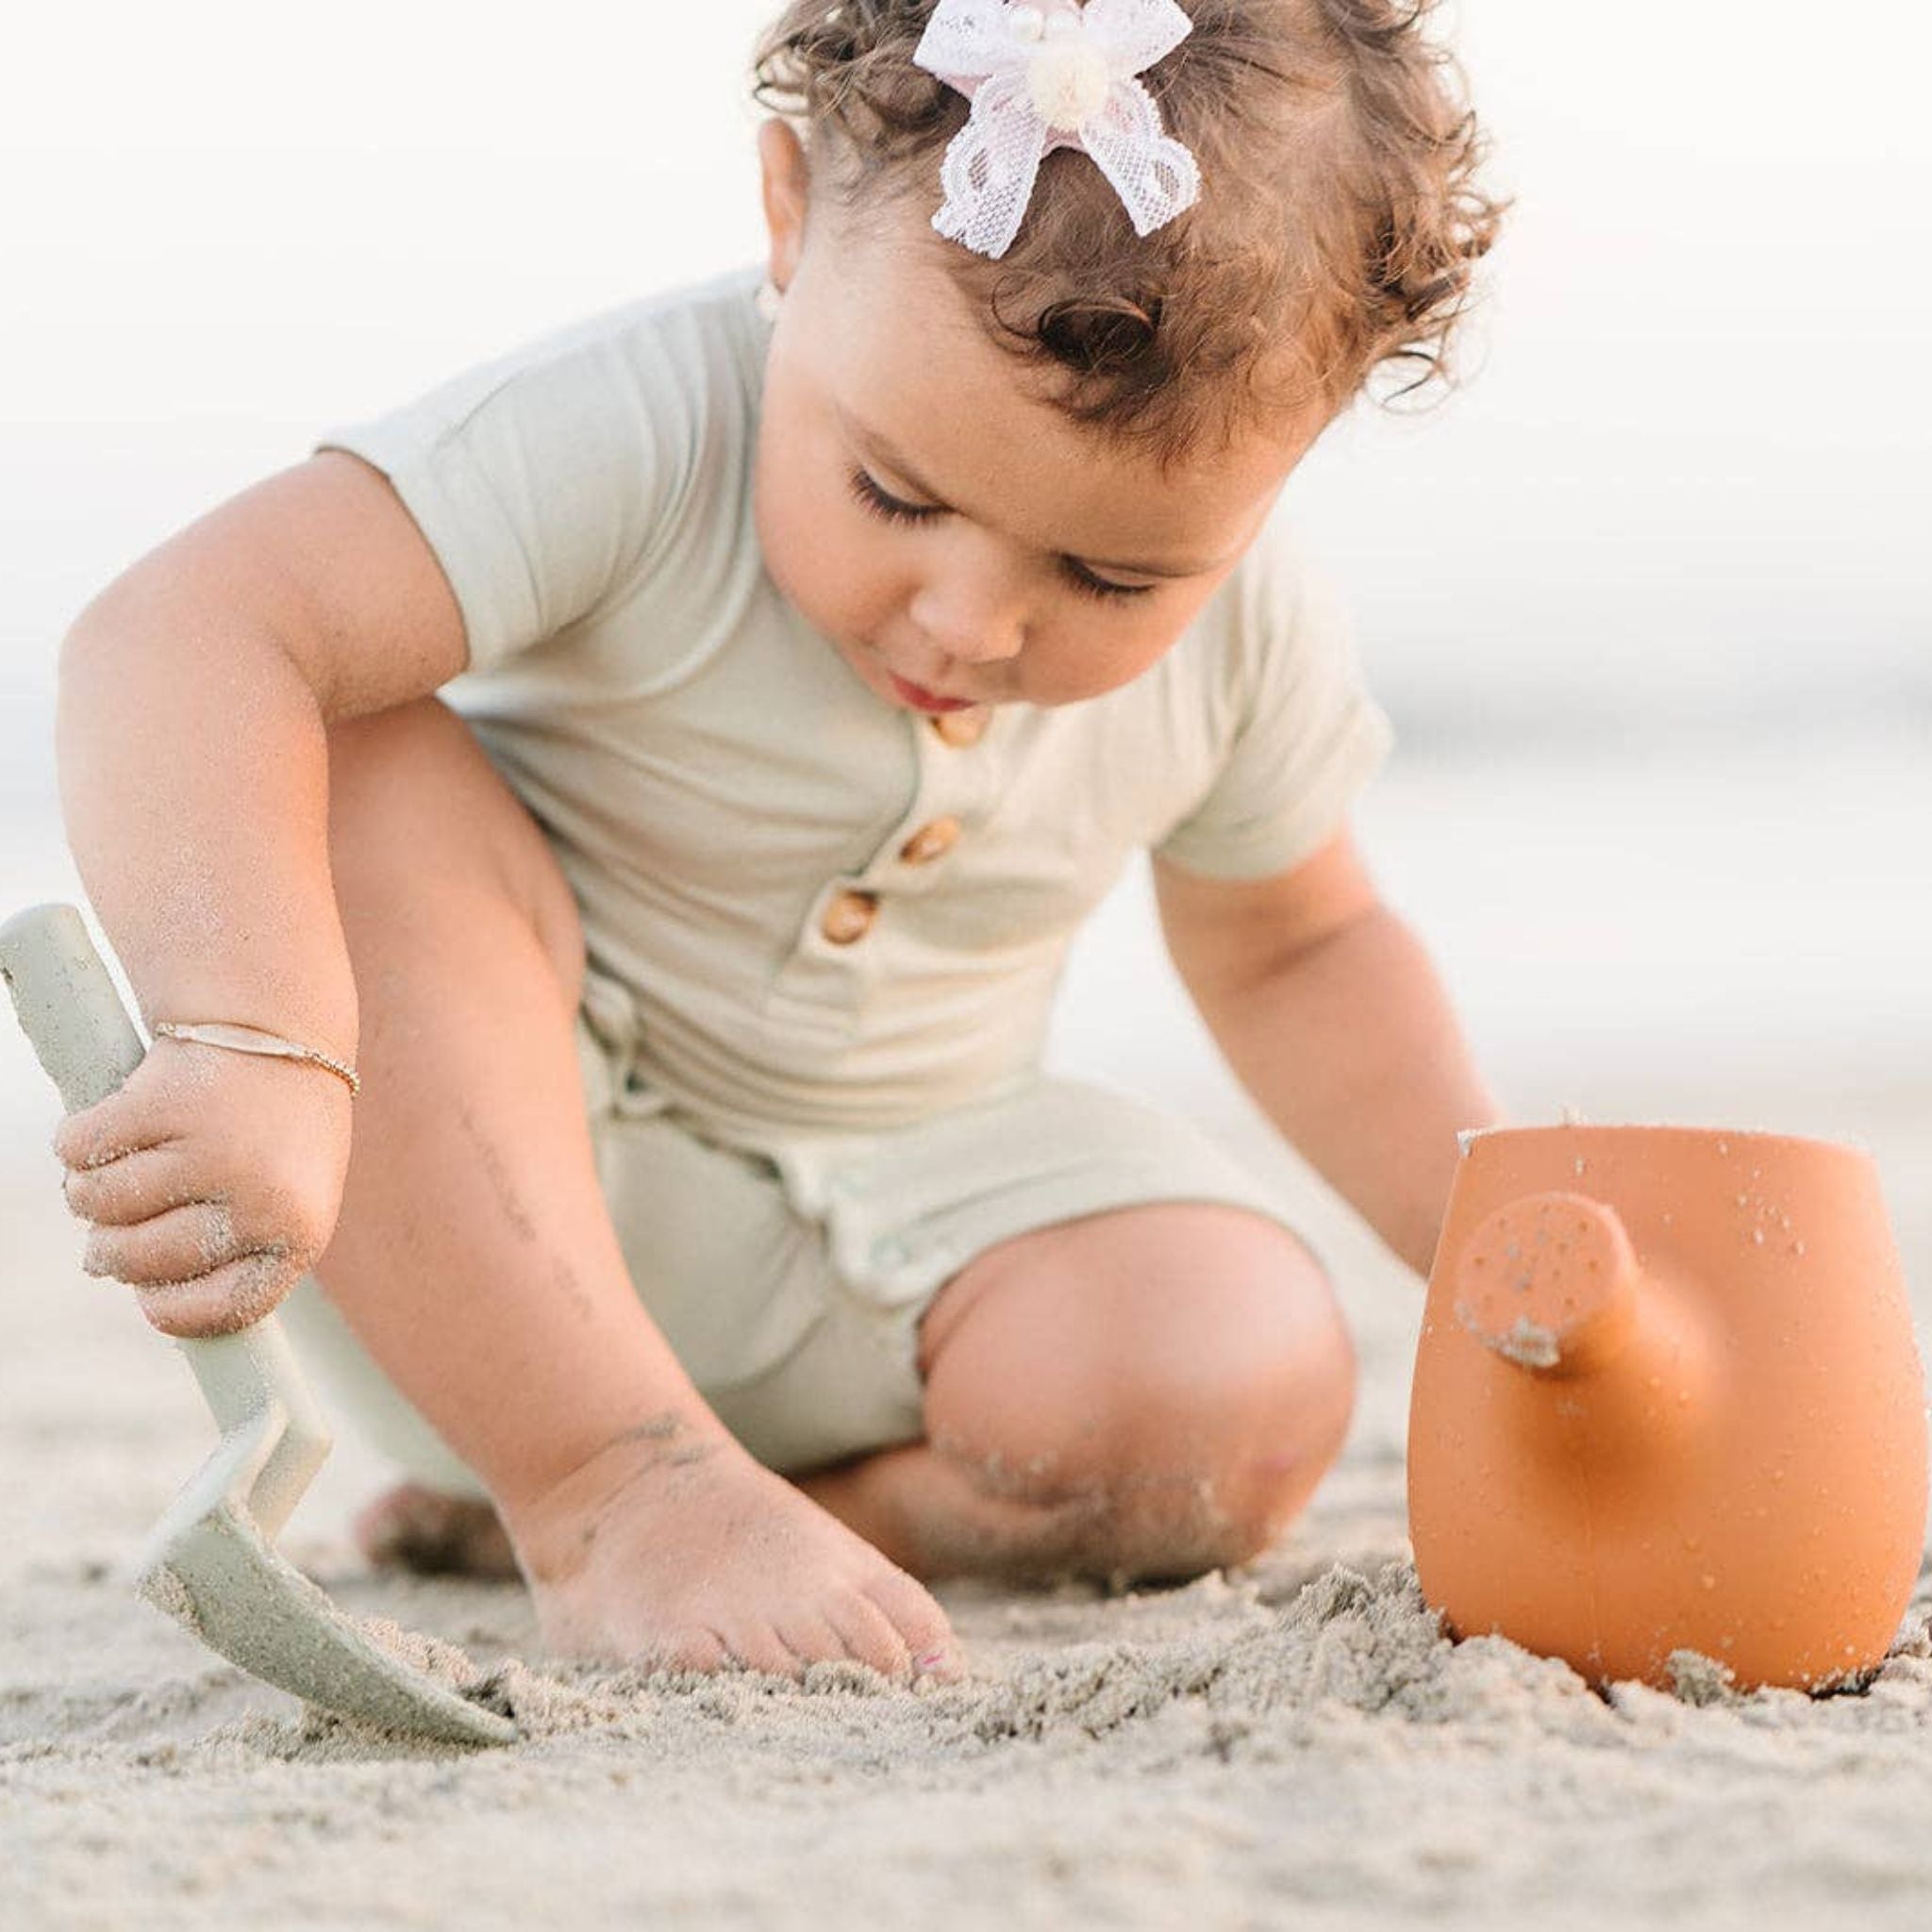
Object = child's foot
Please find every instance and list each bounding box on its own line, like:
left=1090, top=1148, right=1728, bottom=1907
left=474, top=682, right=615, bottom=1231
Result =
left=354, top=1482, right=522, bottom=1579
left=505, top=1420, right=962, bottom=1682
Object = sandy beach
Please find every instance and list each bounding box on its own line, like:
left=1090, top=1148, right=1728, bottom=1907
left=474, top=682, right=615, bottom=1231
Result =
left=6, top=735, right=1932, bottom=1930
left=7, top=0, right=1929, bottom=1914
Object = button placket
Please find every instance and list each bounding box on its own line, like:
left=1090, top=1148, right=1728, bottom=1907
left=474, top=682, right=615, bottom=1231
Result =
left=874, top=708, right=997, bottom=898
left=766, top=705, right=998, bottom=1036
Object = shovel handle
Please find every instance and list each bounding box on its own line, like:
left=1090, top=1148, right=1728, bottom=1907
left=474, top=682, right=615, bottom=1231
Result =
left=0, top=902, right=330, bottom=1532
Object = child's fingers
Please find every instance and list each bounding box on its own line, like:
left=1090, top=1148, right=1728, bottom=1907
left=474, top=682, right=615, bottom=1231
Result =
left=80, top=1196, right=247, bottom=1289
left=131, top=1247, right=297, bottom=1340
left=861, top=1571, right=960, bottom=1680
left=50, top=1057, right=184, bottom=1174
left=50, top=1117, right=175, bottom=1182
left=59, top=1143, right=198, bottom=1227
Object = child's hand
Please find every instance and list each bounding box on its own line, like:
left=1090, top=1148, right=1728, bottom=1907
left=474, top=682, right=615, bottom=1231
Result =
left=51, top=1032, right=354, bottom=1339
left=509, top=1420, right=961, bottom=1684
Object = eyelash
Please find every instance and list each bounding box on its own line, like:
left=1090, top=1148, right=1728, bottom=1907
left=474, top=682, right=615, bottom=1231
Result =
left=845, top=467, right=1155, bottom=606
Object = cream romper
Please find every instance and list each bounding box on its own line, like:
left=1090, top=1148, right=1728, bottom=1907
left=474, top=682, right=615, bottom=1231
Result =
left=280, top=267, right=1396, bottom=1488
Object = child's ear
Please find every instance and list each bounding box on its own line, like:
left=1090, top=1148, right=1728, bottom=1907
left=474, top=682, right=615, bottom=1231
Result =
left=758, top=119, right=811, bottom=295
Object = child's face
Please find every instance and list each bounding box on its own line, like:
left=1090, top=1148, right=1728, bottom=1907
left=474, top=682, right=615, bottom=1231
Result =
left=754, top=142, right=1327, bottom=714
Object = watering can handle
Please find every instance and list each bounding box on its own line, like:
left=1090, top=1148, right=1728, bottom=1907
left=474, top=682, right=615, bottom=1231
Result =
left=0, top=903, right=329, bottom=1519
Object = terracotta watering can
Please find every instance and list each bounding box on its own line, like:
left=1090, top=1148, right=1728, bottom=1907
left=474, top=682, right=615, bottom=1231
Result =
left=1407, top=1123, right=1928, bottom=1690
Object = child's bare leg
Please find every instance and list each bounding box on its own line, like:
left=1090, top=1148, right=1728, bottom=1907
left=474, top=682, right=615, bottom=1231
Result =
left=313, top=696, right=955, bottom=1675
left=798, top=1204, right=1356, bottom=1584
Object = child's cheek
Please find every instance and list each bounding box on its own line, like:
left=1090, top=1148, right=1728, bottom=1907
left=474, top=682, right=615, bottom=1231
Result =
left=755, top=460, right=884, bottom=648
left=752, top=431, right=824, bottom=608
left=1027, top=609, right=1189, bottom=708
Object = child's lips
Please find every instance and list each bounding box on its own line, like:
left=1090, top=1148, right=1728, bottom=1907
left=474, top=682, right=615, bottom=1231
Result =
left=887, top=672, right=976, bottom=714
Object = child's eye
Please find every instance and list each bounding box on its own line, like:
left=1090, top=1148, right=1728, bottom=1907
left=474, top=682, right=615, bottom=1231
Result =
left=849, top=463, right=1154, bottom=606
left=1060, top=560, right=1156, bottom=605
left=848, top=467, right=942, bottom=525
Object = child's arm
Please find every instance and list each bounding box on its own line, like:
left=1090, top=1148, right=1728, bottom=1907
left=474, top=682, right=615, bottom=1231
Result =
left=55, top=454, right=716, bottom=1491
left=1153, top=825, right=1506, bottom=1278
left=56, top=456, right=436, bottom=1088
left=50, top=453, right=455, bottom=1339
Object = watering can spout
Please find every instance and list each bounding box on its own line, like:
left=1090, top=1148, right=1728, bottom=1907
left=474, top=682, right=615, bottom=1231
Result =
left=1450, top=1190, right=1644, bottom=1379
left=1447, top=1187, right=1716, bottom=1473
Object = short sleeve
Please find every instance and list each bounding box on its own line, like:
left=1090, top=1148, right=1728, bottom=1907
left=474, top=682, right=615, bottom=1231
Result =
left=1153, top=525, right=1395, bottom=880
left=311, top=309, right=692, bottom=678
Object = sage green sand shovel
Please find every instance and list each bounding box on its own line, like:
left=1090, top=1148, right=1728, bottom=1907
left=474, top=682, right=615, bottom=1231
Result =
left=1, top=902, right=515, bottom=1746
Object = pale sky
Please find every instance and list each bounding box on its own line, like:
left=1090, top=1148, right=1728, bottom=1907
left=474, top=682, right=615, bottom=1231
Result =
left=4, top=0, right=1926, bottom=782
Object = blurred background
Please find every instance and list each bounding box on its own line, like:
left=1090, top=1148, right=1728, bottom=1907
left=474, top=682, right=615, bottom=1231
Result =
left=2, top=3, right=1927, bottom=1537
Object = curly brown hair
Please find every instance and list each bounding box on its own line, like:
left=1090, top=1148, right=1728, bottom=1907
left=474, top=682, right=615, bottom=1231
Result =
left=754, top=1, right=1506, bottom=462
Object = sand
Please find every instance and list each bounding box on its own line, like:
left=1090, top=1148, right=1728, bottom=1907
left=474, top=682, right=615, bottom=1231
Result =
left=8, top=1069, right=1932, bottom=1932
left=7, top=748, right=1932, bottom=1929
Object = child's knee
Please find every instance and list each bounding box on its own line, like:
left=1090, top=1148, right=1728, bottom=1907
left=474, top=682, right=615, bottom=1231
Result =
left=1088, top=1285, right=1355, bottom=1576
left=926, top=1221, right=1357, bottom=1577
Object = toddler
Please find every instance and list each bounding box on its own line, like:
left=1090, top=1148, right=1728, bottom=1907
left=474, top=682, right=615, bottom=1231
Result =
left=52, top=0, right=1505, bottom=1680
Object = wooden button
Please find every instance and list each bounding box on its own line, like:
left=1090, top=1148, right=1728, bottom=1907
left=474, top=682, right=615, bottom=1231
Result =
left=898, top=816, right=961, bottom=866
left=930, top=706, right=991, bottom=748
left=820, top=888, right=880, bottom=945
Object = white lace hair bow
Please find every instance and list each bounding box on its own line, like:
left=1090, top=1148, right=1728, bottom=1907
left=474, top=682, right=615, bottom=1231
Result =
left=911, top=0, right=1202, bottom=260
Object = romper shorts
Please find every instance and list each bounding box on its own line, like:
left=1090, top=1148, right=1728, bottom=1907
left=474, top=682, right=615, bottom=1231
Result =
left=281, top=968, right=1315, bottom=1492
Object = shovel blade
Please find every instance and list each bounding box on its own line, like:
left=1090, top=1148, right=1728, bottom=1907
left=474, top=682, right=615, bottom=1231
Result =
left=139, top=1512, right=514, bottom=1746
left=138, top=1325, right=517, bottom=1745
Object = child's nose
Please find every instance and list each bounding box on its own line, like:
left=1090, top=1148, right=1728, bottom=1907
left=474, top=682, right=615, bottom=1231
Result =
left=907, top=581, right=1026, bottom=665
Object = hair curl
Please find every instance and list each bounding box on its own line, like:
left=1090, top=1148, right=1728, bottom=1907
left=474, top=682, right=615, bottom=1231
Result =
left=754, top=1, right=1506, bottom=461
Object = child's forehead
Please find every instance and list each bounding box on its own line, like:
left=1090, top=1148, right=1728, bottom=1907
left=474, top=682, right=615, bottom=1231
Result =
left=794, top=236, right=1309, bottom=562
